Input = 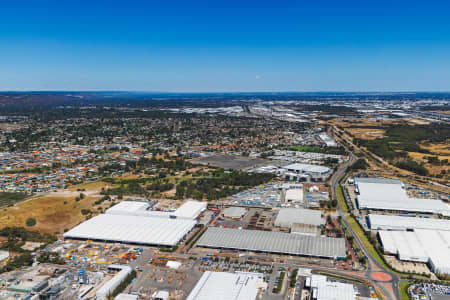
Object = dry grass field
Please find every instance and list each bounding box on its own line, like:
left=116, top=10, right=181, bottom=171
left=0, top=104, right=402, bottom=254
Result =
left=0, top=181, right=112, bottom=234
left=420, top=142, right=450, bottom=155
left=345, top=128, right=385, bottom=140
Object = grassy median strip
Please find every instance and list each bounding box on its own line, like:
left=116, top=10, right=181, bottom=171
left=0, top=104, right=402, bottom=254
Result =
left=399, top=281, right=411, bottom=300
left=337, top=185, right=349, bottom=213
left=345, top=216, right=391, bottom=271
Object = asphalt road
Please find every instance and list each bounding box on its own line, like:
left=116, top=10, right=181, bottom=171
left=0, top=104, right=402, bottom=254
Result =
left=329, top=128, right=401, bottom=300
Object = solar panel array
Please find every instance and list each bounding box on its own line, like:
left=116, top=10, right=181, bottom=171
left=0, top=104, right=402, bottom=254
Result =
left=197, top=227, right=346, bottom=258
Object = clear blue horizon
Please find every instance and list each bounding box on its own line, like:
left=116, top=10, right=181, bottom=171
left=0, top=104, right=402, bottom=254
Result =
left=1, top=0, right=450, bottom=92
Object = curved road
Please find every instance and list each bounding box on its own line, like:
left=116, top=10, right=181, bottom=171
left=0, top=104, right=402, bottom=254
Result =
left=329, top=131, right=401, bottom=300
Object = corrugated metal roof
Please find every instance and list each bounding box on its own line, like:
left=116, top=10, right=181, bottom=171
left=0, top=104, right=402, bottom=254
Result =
left=284, top=163, right=330, bottom=174
left=355, top=178, right=449, bottom=215
left=186, top=271, right=262, bottom=300
left=274, top=208, right=324, bottom=228
left=379, top=229, right=450, bottom=275
left=197, top=227, right=346, bottom=258
left=64, top=214, right=195, bottom=246
left=368, top=214, right=450, bottom=231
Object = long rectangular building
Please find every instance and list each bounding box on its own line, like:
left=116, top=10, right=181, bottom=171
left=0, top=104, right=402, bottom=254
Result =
left=368, top=214, right=450, bottom=231
left=355, top=178, right=450, bottom=216
left=197, top=227, right=346, bottom=259
left=64, top=214, right=196, bottom=247
left=379, top=229, right=450, bottom=275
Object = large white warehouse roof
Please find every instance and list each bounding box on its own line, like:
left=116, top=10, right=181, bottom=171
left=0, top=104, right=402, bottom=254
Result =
left=355, top=178, right=450, bottom=215
left=368, top=214, right=450, bottom=231
left=379, top=229, right=450, bottom=275
left=275, top=208, right=324, bottom=228
left=186, top=271, right=263, bottom=300
left=172, top=201, right=207, bottom=219
left=64, top=214, right=195, bottom=247
left=284, top=163, right=330, bottom=175
left=309, top=275, right=355, bottom=300
left=105, top=200, right=206, bottom=220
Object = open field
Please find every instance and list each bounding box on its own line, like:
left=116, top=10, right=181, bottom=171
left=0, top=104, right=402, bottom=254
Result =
left=420, top=142, right=450, bottom=155
left=0, top=181, right=112, bottom=234
left=330, top=118, right=400, bottom=128
left=345, top=128, right=385, bottom=140
left=0, top=195, right=102, bottom=234
left=407, top=152, right=449, bottom=176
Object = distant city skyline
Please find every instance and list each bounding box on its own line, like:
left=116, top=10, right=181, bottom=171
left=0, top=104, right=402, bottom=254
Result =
left=1, top=0, right=450, bottom=92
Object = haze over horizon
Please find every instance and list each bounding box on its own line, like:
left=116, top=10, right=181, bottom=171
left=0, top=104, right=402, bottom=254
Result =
left=1, top=0, right=450, bottom=92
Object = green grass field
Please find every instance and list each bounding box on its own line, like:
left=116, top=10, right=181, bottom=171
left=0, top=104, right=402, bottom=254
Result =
left=336, top=185, right=349, bottom=213
left=399, top=281, right=411, bottom=300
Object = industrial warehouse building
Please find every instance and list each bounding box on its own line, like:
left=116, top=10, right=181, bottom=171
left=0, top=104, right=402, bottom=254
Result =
left=222, top=206, right=247, bottom=219
left=368, top=214, right=450, bottom=231
left=97, top=265, right=133, bottom=300
left=284, top=188, right=303, bottom=204
left=64, top=214, right=196, bottom=247
left=274, top=208, right=324, bottom=229
left=105, top=200, right=207, bottom=219
left=197, top=227, right=346, bottom=259
left=64, top=200, right=206, bottom=247
left=379, top=229, right=450, bottom=275
left=305, top=274, right=356, bottom=300
left=186, top=271, right=265, bottom=300
left=281, top=163, right=331, bottom=181
left=354, top=178, right=450, bottom=216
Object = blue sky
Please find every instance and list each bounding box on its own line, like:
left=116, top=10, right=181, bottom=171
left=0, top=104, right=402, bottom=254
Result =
left=1, top=0, right=450, bottom=92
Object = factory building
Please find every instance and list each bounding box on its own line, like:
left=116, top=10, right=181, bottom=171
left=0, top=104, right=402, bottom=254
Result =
left=367, top=214, right=450, bottom=231
left=96, top=265, right=133, bottom=300
left=105, top=200, right=207, bottom=220
left=197, top=227, right=346, bottom=259
left=354, top=178, right=450, bottom=216
left=222, top=207, right=247, bottom=219
left=280, top=163, right=331, bottom=182
left=284, top=188, right=304, bottom=205
left=64, top=214, right=196, bottom=247
left=305, top=274, right=356, bottom=300
left=274, top=208, right=324, bottom=234
left=64, top=200, right=206, bottom=247
left=379, top=229, right=450, bottom=275
left=186, top=271, right=265, bottom=300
